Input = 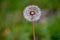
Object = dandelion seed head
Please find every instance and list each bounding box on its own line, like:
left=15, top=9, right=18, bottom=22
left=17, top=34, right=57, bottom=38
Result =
left=23, top=5, right=41, bottom=22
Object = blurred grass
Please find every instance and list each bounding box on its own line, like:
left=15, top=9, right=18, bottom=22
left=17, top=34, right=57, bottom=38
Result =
left=0, top=0, right=60, bottom=40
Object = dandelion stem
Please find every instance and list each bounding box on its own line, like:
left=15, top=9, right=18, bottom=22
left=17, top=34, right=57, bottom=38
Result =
left=32, top=21, right=36, bottom=40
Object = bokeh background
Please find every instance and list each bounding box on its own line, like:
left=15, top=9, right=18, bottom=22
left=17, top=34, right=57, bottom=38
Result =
left=0, top=0, right=60, bottom=40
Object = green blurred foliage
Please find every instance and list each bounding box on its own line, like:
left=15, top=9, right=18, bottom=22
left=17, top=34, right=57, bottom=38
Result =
left=0, top=0, right=60, bottom=40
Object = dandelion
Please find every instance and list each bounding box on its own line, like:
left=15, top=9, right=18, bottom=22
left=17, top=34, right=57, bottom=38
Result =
left=23, top=5, right=41, bottom=22
left=23, top=5, right=41, bottom=40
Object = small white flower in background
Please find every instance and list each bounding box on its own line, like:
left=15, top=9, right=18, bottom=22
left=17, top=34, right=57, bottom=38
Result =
left=23, top=5, right=41, bottom=22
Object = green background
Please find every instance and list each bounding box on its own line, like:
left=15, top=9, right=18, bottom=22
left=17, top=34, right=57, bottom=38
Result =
left=0, top=0, right=60, bottom=40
